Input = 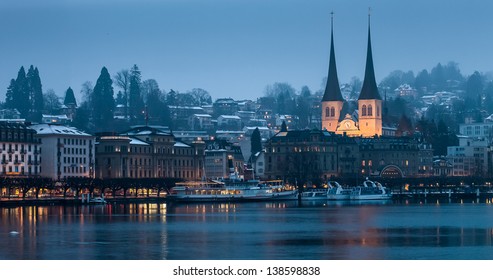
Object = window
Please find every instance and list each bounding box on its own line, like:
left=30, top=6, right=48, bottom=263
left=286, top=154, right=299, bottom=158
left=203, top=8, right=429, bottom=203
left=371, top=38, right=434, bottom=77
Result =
left=330, top=107, right=335, bottom=117
left=325, top=107, right=330, bottom=117
left=367, top=104, right=373, bottom=116
left=361, top=105, right=367, bottom=116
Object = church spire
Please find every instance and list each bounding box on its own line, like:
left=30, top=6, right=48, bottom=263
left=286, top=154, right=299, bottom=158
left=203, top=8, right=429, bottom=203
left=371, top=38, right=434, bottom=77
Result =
left=358, top=10, right=382, bottom=100
left=322, top=11, right=344, bottom=102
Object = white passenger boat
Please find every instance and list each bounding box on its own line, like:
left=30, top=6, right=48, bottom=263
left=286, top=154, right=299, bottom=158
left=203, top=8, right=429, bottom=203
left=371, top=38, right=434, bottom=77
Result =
left=168, top=179, right=298, bottom=202
left=326, top=181, right=352, bottom=200
left=350, top=179, right=392, bottom=200
left=300, top=188, right=328, bottom=200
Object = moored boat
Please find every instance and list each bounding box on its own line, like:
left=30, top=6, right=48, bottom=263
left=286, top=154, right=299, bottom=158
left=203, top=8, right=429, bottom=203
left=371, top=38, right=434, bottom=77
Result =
left=168, top=179, right=298, bottom=202
left=350, top=179, right=392, bottom=200
left=300, top=188, right=328, bottom=200
left=327, top=181, right=352, bottom=200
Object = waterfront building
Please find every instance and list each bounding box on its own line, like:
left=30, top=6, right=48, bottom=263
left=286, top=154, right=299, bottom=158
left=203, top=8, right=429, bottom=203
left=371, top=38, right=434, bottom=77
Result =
left=358, top=137, right=433, bottom=178
left=321, top=15, right=382, bottom=137
left=30, top=124, right=94, bottom=180
left=264, top=129, right=341, bottom=181
left=264, top=128, right=434, bottom=181
left=0, top=121, right=40, bottom=177
left=433, top=156, right=452, bottom=177
left=95, top=125, right=205, bottom=180
left=447, top=136, right=489, bottom=177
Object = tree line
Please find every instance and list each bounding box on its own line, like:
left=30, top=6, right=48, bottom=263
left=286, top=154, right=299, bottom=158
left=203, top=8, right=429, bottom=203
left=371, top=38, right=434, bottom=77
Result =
left=2, top=65, right=213, bottom=133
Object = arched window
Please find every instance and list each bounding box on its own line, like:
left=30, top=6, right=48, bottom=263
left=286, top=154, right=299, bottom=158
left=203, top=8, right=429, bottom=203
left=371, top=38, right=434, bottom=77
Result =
left=377, top=106, right=380, bottom=117
left=330, top=107, right=335, bottom=117
left=325, top=107, right=330, bottom=117
left=361, top=105, right=367, bottom=116
left=368, top=104, right=373, bottom=116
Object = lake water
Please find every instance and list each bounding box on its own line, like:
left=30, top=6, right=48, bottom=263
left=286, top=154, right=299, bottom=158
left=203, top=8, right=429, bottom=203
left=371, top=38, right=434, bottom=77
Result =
left=1, top=199, right=493, bottom=260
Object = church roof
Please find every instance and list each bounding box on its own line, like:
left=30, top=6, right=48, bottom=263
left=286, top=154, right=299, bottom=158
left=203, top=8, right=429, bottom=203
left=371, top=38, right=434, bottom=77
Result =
left=322, top=16, right=344, bottom=102
left=358, top=19, right=382, bottom=101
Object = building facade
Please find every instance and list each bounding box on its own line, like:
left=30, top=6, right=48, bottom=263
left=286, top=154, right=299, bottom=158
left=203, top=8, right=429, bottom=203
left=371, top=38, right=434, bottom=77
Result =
left=0, top=122, right=40, bottom=177
left=30, top=124, right=95, bottom=180
left=264, top=129, right=434, bottom=181
left=95, top=126, right=205, bottom=180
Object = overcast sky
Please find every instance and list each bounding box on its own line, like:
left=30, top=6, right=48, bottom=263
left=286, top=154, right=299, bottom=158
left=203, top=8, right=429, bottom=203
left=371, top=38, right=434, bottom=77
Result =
left=1, top=0, right=493, bottom=102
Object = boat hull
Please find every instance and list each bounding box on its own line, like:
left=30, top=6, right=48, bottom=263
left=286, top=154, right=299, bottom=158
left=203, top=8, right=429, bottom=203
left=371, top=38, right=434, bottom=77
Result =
left=350, top=194, right=393, bottom=200
left=168, top=190, right=299, bottom=203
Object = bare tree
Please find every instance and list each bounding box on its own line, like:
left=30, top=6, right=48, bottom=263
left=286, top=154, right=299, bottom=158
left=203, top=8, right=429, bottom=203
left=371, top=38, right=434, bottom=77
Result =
left=80, top=81, right=93, bottom=104
left=113, top=69, right=130, bottom=120
left=43, top=89, right=61, bottom=114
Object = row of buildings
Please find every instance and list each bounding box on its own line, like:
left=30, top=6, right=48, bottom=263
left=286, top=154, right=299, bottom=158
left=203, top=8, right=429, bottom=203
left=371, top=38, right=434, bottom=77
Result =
left=3, top=119, right=493, bottom=184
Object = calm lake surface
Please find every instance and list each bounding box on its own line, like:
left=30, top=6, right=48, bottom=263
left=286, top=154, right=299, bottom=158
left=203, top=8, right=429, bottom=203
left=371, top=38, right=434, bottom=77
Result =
left=1, top=199, right=493, bottom=260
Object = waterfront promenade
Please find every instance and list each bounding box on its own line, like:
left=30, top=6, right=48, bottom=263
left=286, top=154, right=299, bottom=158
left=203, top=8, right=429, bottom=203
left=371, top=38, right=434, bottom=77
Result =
left=2, top=185, right=493, bottom=207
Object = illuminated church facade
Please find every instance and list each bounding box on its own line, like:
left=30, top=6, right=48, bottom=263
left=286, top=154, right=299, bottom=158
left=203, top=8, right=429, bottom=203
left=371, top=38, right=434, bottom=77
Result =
left=321, top=16, right=382, bottom=138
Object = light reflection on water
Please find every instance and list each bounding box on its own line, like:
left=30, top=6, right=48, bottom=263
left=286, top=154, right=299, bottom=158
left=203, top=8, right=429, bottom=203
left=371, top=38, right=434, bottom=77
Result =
left=1, top=200, right=493, bottom=260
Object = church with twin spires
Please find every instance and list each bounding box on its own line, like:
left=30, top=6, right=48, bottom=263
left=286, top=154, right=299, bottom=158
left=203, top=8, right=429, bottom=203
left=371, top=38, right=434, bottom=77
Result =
left=321, top=15, right=382, bottom=137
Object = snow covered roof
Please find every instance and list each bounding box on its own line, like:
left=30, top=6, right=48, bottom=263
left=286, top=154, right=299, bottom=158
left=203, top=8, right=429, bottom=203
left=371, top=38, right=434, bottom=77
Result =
left=218, top=115, right=241, bottom=119
left=244, top=126, right=270, bottom=131
left=30, top=124, right=91, bottom=137
left=129, top=138, right=150, bottom=146
left=174, top=141, right=191, bottom=148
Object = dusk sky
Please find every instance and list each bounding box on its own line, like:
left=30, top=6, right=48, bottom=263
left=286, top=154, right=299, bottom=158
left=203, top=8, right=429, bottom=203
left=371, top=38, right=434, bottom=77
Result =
left=1, top=0, right=493, bottom=102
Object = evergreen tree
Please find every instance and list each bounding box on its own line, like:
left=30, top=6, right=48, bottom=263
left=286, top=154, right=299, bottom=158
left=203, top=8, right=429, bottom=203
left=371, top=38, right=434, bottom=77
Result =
left=466, top=71, right=483, bottom=109
left=91, top=67, right=115, bottom=131
left=63, top=87, right=77, bottom=106
left=27, top=66, right=44, bottom=121
left=14, top=66, right=29, bottom=118
left=415, top=69, right=431, bottom=94
left=129, top=64, right=144, bottom=122
left=280, top=120, right=288, bottom=132
left=72, top=102, right=90, bottom=132
left=251, top=127, right=262, bottom=156
left=5, top=79, right=16, bottom=109
left=166, top=89, right=178, bottom=106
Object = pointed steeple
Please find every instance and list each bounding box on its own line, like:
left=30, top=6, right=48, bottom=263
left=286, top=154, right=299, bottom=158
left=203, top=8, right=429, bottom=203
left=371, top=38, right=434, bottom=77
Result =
left=358, top=11, right=382, bottom=100
left=322, top=12, right=344, bottom=102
